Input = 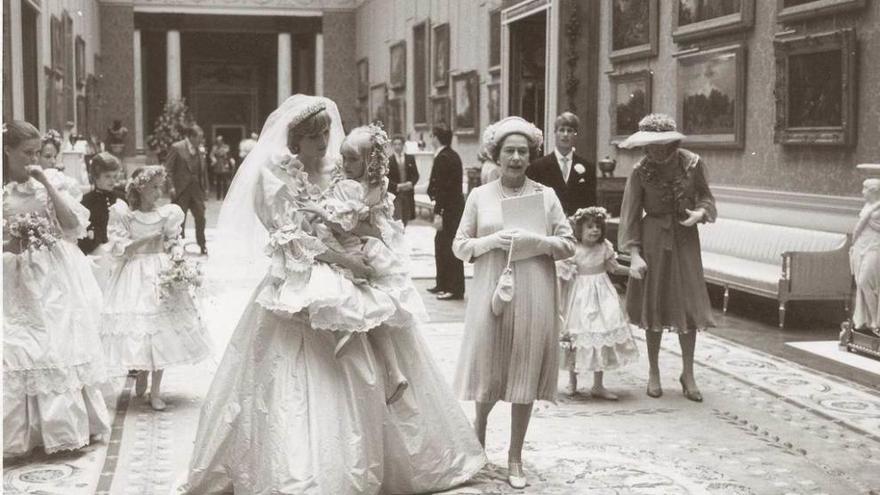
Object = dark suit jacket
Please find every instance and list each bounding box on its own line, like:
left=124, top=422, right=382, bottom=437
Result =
left=387, top=153, right=419, bottom=195
left=527, top=151, right=597, bottom=216
left=78, top=188, right=126, bottom=254
left=165, top=139, right=207, bottom=199
left=427, top=147, right=464, bottom=216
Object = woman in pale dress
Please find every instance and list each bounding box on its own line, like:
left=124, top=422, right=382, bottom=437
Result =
left=453, top=117, right=576, bottom=489
left=3, top=120, right=111, bottom=457
left=180, top=95, right=484, bottom=494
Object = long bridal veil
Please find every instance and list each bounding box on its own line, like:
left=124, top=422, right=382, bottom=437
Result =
left=215, top=94, right=345, bottom=269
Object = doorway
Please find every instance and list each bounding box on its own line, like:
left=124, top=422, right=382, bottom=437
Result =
left=211, top=124, right=245, bottom=167
left=507, top=11, right=547, bottom=132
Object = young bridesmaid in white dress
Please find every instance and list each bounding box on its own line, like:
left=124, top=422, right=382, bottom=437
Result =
left=557, top=207, right=639, bottom=399
left=3, top=121, right=111, bottom=456
left=100, top=166, right=211, bottom=410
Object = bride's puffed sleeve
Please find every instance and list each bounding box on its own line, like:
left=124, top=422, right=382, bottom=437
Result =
left=106, top=200, right=133, bottom=257
left=453, top=189, right=494, bottom=262
left=507, top=188, right=576, bottom=261
left=255, top=167, right=328, bottom=277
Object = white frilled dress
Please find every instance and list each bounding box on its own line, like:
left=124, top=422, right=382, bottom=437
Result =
left=319, top=177, right=428, bottom=328
left=3, top=178, right=111, bottom=456
left=557, top=240, right=639, bottom=372
left=181, top=158, right=485, bottom=495
left=100, top=201, right=211, bottom=372
left=452, top=180, right=576, bottom=404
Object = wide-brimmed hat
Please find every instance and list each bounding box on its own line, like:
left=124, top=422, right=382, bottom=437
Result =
left=617, top=113, right=686, bottom=149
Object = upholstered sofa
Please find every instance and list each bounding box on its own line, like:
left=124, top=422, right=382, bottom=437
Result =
left=698, top=218, right=852, bottom=327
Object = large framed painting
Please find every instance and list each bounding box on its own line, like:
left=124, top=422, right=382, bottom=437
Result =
left=610, top=70, right=652, bottom=143
left=357, top=58, right=369, bottom=99
left=773, top=29, right=856, bottom=147
left=50, top=16, right=63, bottom=72
left=673, top=0, right=755, bottom=43
left=676, top=43, right=746, bottom=149
left=487, top=82, right=501, bottom=123
left=75, top=36, right=86, bottom=88
left=777, top=0, right=865, bottom=23
left=430, top=95, right=450, bottom=129
left=609, top=0, right=658, bottom=63
left=387, top=97, right=406, bottom=136
left=389, top=41, right=406, bottom=90
left=452, top=71, right=480, bottom=136
left=370, top=83, right=387, bottom=125
left=413, top=20, right=430, bottom=127
left=432, top=23, right=450, bottom=88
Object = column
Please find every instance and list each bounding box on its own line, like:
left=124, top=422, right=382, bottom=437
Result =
left=133, top=29, right=144, bottom=150
left=277, top=32, right=292, bottom=106
left=166, top=30, right=182, bottom=101
left=314, top=33, right=323, bottom=96
left=10, top=0, right=25, bottom=119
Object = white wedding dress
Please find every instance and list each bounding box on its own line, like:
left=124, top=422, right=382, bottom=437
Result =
left=180, top=95, right=485, bottom=494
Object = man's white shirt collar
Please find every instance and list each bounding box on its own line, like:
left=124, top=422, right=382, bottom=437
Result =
left=554, top=148, right=575, bottom=181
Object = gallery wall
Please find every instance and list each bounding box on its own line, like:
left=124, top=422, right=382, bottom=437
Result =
left=596, top=0, right=880, bottom=198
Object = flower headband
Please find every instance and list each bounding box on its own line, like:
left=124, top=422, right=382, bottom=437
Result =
left=287, top=100, right=327, bottom=130
left=42, top=129, right=62, bottom=148
left=365, top=122, right=390, bottom=186
left=569, top=206, right=609, bottom=225
left=126, top=166, right=166, bottom=193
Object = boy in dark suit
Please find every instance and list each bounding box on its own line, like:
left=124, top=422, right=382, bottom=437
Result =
left=426, top=126, right=465, bottom=300
left=526, top=112, right=596, bottom=215
left=387, top=134, right=420, bottom=226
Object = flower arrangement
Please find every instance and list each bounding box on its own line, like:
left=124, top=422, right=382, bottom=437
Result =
left=157, top=256, right=203, bottom=299
left=147, top=99, right=194, bottom=162
left=365, top=122, right=390, bottom=186
left=569, top=206, right=609, bottom=225
left=3, top=212, right=58, bottom=253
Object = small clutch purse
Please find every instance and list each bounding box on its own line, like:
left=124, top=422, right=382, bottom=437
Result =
left=491, top=240, right=515, bottom=317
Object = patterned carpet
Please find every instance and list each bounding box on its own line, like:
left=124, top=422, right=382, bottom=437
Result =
left=4, top=227, right=880, bottom=494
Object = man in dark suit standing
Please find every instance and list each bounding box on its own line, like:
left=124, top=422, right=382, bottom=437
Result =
left=387, top=134, right=419, bottom=227
left=426, top=126, right=465, bottom=300
left=165, top=124, right=209, bottom=255
left=526, top=112, right=597, bottom=215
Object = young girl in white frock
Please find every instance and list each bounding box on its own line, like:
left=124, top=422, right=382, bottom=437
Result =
left=3, top=121, right=111, bottom=456
left=100, top=166, right=211, bottom=410
left=304, top=124, right=429, bottom=404
left=557, top=207, right=639, bottom=399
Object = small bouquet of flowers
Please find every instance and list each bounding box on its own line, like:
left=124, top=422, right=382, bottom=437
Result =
left=157, top=256, right=203, bottom=299
left=3, top=212, right=58, bottom=253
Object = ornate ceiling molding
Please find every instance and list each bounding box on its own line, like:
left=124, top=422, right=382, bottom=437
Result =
left=123, top=0, right=363, bottom=15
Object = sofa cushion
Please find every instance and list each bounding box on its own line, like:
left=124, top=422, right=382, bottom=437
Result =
left=699, top=218, right=846, bottom=266
left=701, top=251, right=780, bottom=295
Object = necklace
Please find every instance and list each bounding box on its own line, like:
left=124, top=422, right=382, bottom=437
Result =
left=499, top=180, right=527, bottom=199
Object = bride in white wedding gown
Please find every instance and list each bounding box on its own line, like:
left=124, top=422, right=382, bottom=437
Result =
left=179, top=95, right=485, bottom=494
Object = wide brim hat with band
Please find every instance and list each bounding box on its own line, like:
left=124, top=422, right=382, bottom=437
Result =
left=617, top=113, right=687, bottom=149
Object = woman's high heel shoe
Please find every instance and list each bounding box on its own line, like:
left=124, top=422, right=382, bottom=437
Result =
left=679, top=376, right=703, bottom=402
left=507, top=461, right=527, bottom=489
left=646, top=385, right=663, bottom=398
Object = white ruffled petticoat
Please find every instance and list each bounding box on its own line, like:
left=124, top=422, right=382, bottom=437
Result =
left=560, top=271, right=640, bottom=372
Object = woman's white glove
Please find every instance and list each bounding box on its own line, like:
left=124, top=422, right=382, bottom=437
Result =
left=484, top=230, right=514, bottom=251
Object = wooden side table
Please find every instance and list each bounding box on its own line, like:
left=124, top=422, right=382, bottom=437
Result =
left=597, top=177, right=627, bottom=218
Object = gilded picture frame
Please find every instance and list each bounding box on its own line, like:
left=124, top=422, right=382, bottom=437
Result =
left=672, top=0, right=755, bottom=43
left=432, top=23, right=450, bottom=88
left=773, top=29, right=857, bottom=147
left=777, top=0, right=866, bottom=23
left=389, top=41, right=406, bottom=90
left=609, top=70, right=652, bottom=144
left=452, top=71, right=480, bottom=136
left=609, top=0, right=658, bottom=63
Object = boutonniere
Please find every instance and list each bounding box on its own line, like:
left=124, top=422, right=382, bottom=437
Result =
left=578, top=178, right=586, bottom=183
left=573, top=163, right=586, bottom=175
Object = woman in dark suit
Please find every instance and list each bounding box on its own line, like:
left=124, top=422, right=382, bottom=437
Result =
left=387, top=134, right=419, bottom=226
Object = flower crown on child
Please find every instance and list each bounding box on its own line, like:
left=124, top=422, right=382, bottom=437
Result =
left=42, top=129, right=62, bottom=149
left=365, top=122, right=390, bottom=186
left=126, top=166, right=167, bottom=194
left=569, top=206, right=609, bottom=225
